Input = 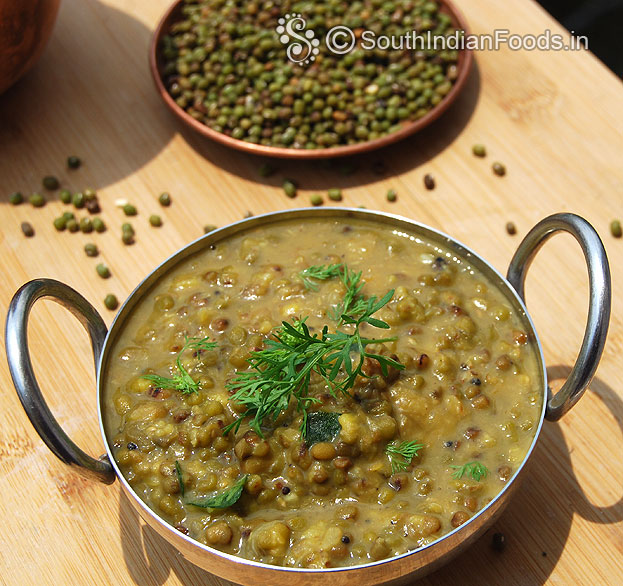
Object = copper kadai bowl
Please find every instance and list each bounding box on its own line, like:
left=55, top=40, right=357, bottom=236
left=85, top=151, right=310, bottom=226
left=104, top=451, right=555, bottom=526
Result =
left=5, top=209, right=611, bottom=585
left=149, top=0, right=473, bottom=159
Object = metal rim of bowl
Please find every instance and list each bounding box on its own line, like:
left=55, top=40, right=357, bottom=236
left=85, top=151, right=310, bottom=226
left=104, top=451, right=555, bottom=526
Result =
left=148, top=0, right=474, bottom=159
left=97, top=208, right=547, bottom=580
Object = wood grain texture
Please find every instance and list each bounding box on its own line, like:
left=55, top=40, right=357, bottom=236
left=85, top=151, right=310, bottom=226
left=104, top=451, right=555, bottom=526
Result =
left=1, top=0, right=622, bottom=584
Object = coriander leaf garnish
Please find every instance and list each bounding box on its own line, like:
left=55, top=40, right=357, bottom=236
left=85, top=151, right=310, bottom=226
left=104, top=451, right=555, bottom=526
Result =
left=450, top=461, right=489, bottom=482
left=386, top=440, right=424, bottom=473
left=186, top=474, right=248, bottom=509
left=299, top=263, right=344, bottom=291
left=142, top=336, right=217, bottom=395
left=175, top=460, right=185, bottom=497
left=223, top=290, right=403, bottom=438
left=305, top=411, right=341, bottom=446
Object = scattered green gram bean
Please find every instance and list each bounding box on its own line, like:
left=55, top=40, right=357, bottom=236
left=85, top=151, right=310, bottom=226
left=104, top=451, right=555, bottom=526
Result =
left=424, top=174, right=436, bottom=190
left=123, top=203, right=137, bottom=216
left=85, top=198, right=100, bottom=214
left=611, top=220, right=622, bottom=238
left=283, top=180, right=297, bottom=198
left=66, top=219, right=79, bottom=232
left=328, top=189, right=342, bottom=202
left=104, top=294, right=119, bottom=310
left=310, top=194, right=323, bottom=207
left=53, top=217, right=67, bottom=231
left=84, top=188, right=97, bottom=201
left=159, top=0, right=460, bottom=149
left=80, top=217, right=93, bottom=233
left=59, top=189, right=72, bottom=204
left=43, top=176, right=59, bottom=190
left=29, top=193, right=45, bottom=207
left=84, top=243, right=99, bottom=257
left=21, top=222, right=35, bottom=237
left=472, top=144, right=486, bottom=157
left=62, top=211, right=75, bottom=222
left=506, top=222, right=517, bottom=236
left=386, top=188, right=397, bottom=202
left=259, top=163, right=276, bottom=177
left=67, top=156, right=81, bottom=169
left=96, top=263, right=111, bottom=279
left=122, top=222, right=135, bottom=235
left=73, top=192, right=85, bottom=208
left=93, top=217, right=106, bottom=232
left=159, top=192, right=171, bottom=206
left=492, top=162, right=506, bottom=176
left=122, top=231, right=135, bottom=245
left=149, top=214, right=163, bottom=227
left=9, top=192, right=23, bottom=205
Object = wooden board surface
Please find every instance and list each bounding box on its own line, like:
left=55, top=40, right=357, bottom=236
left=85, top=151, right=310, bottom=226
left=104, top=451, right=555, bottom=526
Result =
left=1, top=0, right=622, bottom=584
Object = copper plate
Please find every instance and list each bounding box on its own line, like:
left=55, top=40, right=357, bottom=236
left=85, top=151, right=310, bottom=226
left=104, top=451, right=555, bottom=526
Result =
left=149, top=0, right=474, bottom=159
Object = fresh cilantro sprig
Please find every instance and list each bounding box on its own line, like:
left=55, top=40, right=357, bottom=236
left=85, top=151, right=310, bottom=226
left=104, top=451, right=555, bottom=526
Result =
left=223, top=289, right=403, bottom=438
left=142, top=336, right=217, bottom=395
left=385, top=440, right=424, bottom=473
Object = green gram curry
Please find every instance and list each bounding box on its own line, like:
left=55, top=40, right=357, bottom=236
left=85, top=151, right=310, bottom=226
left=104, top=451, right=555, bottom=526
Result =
left=104, top=217, right=542, bottom=568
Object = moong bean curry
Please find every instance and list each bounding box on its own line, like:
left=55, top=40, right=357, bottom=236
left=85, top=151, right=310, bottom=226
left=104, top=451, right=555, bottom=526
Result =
left=104, top=217, right=542, bottom=568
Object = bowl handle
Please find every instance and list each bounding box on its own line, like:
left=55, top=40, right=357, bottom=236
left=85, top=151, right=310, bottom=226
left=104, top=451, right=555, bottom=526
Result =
left=5, top=279, right=116, bottom=484
left=507, top=213, right=611, bottom=421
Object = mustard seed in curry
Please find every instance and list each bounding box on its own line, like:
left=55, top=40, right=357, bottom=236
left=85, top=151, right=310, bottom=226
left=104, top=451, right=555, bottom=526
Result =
left=104, top=218, right=542, bottom=568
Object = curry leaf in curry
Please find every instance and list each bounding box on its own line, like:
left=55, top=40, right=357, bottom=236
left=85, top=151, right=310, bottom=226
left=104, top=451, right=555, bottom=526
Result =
left=223, top=290, right=403, bottom=438
left=386, top=440, right=424, bottom=473
left=305, top=411, right=341, bottom=446
left=186, top=474, right=248, bottom=509
left=450, top=461, right=489, bottom=482
left=142, top=336, right=217, bottom=395
left=175, top=460, right=185, bottom=497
